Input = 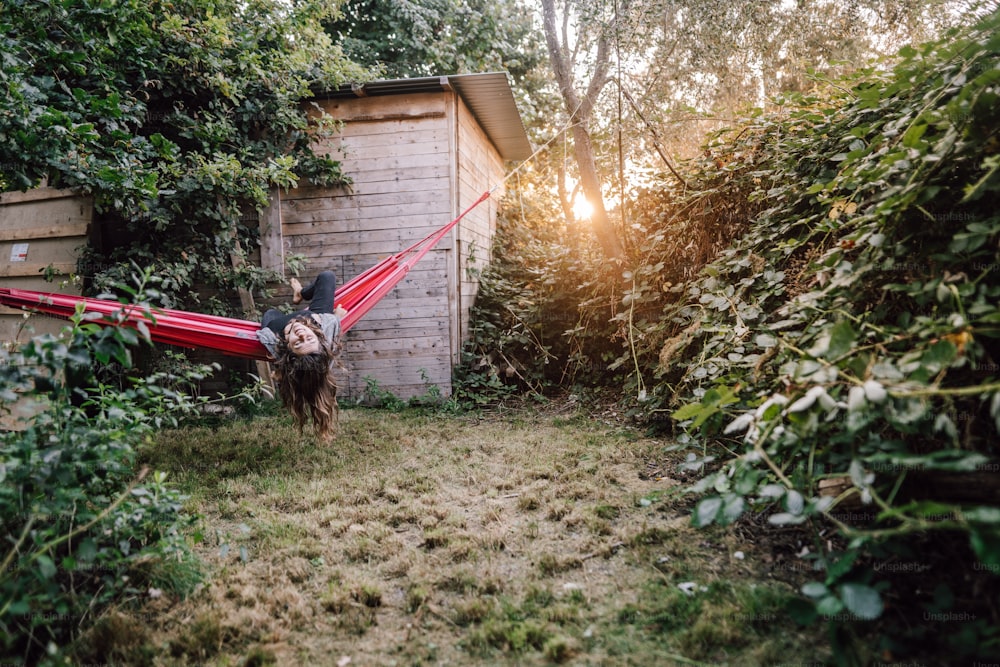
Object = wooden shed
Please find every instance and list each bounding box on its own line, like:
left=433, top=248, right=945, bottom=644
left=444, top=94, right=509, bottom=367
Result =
left=259, top=72, right=532, bottom=401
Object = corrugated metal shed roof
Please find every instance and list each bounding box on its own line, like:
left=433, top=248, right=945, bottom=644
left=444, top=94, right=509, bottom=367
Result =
left=314, top=72, right=533, bottom=162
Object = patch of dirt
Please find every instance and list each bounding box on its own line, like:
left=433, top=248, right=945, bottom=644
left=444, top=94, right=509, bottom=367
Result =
left=99, top=402, right=822, bottom=666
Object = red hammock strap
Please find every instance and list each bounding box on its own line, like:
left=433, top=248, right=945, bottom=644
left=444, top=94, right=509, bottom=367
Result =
left=334, top=189, right=492, bottom=332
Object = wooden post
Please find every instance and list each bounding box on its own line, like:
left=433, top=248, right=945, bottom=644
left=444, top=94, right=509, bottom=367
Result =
left=259, top=188, right=285, bottom=275
left=254, top=189, right=285, bottom=389
left=223, top=234, right=270, bottom=387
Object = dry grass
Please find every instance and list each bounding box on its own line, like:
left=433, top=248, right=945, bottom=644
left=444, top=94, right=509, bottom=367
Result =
left=76, top=401, right=828, bottom=666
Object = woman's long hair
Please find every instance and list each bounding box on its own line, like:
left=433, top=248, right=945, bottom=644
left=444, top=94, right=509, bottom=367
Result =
left=272, top=315, right=340, bottom=439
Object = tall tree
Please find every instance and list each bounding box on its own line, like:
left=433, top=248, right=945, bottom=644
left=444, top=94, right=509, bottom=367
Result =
left=327, top=0, right=545, bottom=86
left=541, top=0, right=625, bottom=260
left=595, top=0, right=987, bottom=164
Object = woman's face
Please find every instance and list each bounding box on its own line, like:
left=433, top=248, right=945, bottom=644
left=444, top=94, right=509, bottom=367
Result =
left=283, top=319, right=321, bottom=356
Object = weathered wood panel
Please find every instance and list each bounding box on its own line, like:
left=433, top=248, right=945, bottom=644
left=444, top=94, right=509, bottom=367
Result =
left=0, top=187, right=91, bottom=346
left=279, top=94, right=458, bottom=400
left=338, top=360, right=452, bottom=402
left=453, top=97, right=505, bottom=361
left=283, top=196, right=452, bottom=226
left=0, top=186, right=92, bottom=429
left=312, top=93, right=446, bottom=124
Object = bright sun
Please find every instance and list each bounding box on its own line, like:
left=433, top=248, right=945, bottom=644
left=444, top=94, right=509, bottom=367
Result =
left=572, top=196, right=594, bottom=220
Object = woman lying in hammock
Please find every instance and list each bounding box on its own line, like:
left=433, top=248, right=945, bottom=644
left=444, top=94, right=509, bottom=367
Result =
left=256, top=271, right=347, bottom=441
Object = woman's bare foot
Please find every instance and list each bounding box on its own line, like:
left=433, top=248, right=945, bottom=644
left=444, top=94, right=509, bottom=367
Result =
left=290, top=277, right=303, bottom=304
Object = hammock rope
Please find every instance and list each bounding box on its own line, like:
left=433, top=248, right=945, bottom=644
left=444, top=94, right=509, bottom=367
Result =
left=0, top=189, right=494, bottom=361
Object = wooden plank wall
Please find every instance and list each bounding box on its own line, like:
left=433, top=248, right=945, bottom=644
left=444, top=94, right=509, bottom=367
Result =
left=0, top=186, right=91, bottom=347
left=454, top=99, right=505, bottom=363
left=276, top=93, right=457, bottom=401
left=0, top=186, right=92, bottom=429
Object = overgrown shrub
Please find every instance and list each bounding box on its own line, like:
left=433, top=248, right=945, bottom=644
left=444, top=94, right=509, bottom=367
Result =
left=0, top=287, right=208, bottom=664
left=660, top=11, right=1000, bottom=663
left=461, top=6, right=1000, bottom=662
left=456, top=86, right=782, bottom=405
left=0, top=0, right=372, bottom=312
left=455, top=196, right=621, bottom=404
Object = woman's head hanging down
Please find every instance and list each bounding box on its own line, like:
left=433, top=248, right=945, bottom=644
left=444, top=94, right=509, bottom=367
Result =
left=256, top=271, right=346, bottom=440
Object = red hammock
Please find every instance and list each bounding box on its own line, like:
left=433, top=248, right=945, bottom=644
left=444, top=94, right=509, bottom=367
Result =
left=0, top=191, right=491, bottom=362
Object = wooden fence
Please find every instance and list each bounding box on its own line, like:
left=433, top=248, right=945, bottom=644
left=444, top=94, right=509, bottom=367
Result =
left=0, top=185, right=91, bottom=345
left=0, top=185, right=92, bottom=428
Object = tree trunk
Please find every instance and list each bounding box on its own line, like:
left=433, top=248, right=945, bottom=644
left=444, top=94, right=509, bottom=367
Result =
left=541, top=0, right=624, bottom=260
left=570, top=122, right=623, bottom=258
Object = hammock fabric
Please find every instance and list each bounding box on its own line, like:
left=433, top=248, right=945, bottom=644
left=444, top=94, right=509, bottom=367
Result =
left=0, top=190, right=491, bottom=362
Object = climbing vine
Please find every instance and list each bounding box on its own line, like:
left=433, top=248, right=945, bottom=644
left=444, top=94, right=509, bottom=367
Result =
left=0, top=0, right=372, bottom=311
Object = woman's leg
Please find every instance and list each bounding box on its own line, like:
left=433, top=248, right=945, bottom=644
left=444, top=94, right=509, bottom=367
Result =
left=263, top=308, right=298, bottom=334
left=300, top=271, right=337, bottom=314
left=263, top=271, right=337, bottom=332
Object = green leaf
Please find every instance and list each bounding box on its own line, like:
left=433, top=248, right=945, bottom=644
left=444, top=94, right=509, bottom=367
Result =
left=825, top=320, right=857, bottom=360
left=919, top=339, right=957, bottom=374
left=816, top=595, right=844, bottom=617
left=758, top=484, right=786, bottom=500
left=76, top=538, right=98, bottom=562
left=838, top=583, right=883, bottom=620
left=38, top=554, right=57, bottom=579
left=693, top=496, right=723, bottom=527
left=785, top=489, right=805, bottom=515
left=672, top=403, right=704, bottom=421
left=801, top=581, right=829, bottom=598
left=825, top=550, right=859, bottom=582
left=901, top=122, right=928, bottom=148
left=769, top=511, right=807, bottom=526
left=969, top=527, right=1000, bottom=568
left=720, top=494, right=746, bottom=524
left=755, top=333, right=778, bottom=348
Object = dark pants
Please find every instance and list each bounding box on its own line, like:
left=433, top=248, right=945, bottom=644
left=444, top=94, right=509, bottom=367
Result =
left=262, top=271, right=337, bottom=334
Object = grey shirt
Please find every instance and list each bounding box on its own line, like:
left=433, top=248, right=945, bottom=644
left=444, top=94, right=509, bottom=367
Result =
left=256, top=313, right=342, bottom=359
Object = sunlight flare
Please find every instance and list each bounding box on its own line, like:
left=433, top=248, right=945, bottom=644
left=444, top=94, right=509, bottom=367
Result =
left=572, top=195, right=594, bottom=220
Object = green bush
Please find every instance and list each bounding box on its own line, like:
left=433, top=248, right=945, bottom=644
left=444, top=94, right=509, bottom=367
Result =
left=0, top=0, right=372, bottom=312
left=454, top=196, right=627, bottom=404
left=0, top=292, right=206, bottom=664
left=660, top=10, right=1000, bottom=663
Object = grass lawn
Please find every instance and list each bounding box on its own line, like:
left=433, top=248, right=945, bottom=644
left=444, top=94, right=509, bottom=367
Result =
left=74, top=401, right=829, bottom=666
